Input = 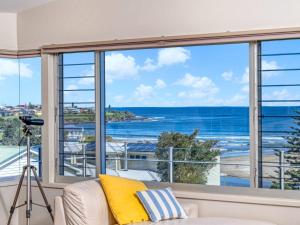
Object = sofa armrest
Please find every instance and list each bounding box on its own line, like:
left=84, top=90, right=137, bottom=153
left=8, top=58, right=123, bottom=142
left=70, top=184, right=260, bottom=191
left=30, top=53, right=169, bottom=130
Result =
left=54, top=196, right=67, bottom=225
left=179, top=201, right=198, bottom=218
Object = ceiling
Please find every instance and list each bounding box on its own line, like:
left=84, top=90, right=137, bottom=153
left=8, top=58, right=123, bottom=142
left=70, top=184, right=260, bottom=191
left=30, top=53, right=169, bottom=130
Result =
left=0, top=0, right=54, bottom=13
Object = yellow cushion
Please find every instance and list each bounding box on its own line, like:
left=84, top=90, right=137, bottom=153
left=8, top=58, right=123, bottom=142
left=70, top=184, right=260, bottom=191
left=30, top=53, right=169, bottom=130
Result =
left=99, top=175, right=149, bottom=225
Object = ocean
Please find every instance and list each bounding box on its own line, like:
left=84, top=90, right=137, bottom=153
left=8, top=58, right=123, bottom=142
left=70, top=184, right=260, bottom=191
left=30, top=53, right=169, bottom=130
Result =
left=105, top=106, right=297, bottom=156
left=67, top=106, right=300, bottom=187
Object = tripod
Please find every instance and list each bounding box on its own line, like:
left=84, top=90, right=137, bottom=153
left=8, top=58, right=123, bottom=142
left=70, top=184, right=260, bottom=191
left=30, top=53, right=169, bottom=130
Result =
left=7, top=124, right=54, bottom=225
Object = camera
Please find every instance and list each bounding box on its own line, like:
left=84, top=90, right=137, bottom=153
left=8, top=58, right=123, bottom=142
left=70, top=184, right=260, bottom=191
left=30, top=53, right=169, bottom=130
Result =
left=19, top=116, right=44, bottom=126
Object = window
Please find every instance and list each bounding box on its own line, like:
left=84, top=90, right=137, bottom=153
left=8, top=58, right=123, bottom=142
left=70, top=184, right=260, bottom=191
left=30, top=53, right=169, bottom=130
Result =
left=104, top=44, right=250, bottom=187
left=0, top=57, right=42, bottom=181
left=259, top=39, right=300, bottom=190
left=54, top=38, right=300, bottom=191
left=58, top=52, right=96, bottom=177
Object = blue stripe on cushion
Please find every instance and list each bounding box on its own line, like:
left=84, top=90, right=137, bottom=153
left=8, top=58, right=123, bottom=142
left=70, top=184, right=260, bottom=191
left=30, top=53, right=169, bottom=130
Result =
left=147, top=190, right=165, bottom=219
left=156, top=190, right=173, bottom=218
left=163, top=188, right=182, bottom=218
left=136, top=191, right=158, bottom=222
left=136, top=188, right=187, bottom=222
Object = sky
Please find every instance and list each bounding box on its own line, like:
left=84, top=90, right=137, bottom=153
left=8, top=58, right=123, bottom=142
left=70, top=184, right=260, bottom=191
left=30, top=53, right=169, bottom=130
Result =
left=105, top=39, right=300, bottom=107
left=105, top=44, right=249, bottom=107
left=0, top=57, right=41, bottom=106
left=1, top=39, right=300, bottom=107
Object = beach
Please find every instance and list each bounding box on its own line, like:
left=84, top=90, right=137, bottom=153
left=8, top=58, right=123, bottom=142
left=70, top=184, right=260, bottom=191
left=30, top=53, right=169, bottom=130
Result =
left=221, top=154, right=278, bottom=178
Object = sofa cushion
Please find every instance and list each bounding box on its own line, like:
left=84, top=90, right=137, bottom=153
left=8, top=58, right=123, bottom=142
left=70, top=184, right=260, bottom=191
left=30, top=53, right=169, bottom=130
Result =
left=136, top=188, right=187, bottom=222
left=99, top=175, right=149, bottom=225
left=130, top=217, right=277, bottom=225
left=63, top=179, right=116, bottom=225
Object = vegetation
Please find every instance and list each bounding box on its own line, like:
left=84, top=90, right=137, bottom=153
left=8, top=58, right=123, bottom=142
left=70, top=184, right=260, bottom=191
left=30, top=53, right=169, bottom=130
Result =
left=105, top=110, right=136, bottom=122
left=63, top=110, right=137, bottom=123
left=64, top=114, right=95, bottom=123
left=0, top=117, right=41, bottom=146
left=272, top=111, right=300, bottom=190
left=156, top=129, right=220, bottom=184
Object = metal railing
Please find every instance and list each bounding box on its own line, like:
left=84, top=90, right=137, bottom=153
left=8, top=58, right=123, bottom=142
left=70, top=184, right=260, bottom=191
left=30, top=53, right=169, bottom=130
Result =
left=56, top=139, right=300, bottom=189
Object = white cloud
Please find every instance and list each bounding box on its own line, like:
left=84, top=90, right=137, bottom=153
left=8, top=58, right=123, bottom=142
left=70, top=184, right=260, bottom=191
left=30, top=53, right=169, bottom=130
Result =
left=263, top=89, right=300, bottom=106
left=222, top=71, right=233, bottom=81
left=241, top=67, right=249, bottom=84
left=105, top=53, right=139, bottom=83
left=134, top=84, right=154, bottom=101
left=78, top=66, right=94, bottom=85
left=225, top=94, right=247, bottom=105
left=176, top=73, right=219, bottom=98
left=261, top=60, right=279, bottom=79
left=240, top=60, right=279, bottom=85
left=141, top=47, right=191, bottom=72
left=66, top=84, right=78, bottom=90
left=155, top=79, right=166, bottom=89
left=113, top=95, right=124, bottom=103
left=272, top=89, right=290, bottom=100
left=0, top=59, right=33, bottom=80
left=64, top=84, right=78, bottom=96
left=105, top=48, right=191, bottom=82
left=142, top=58, right=158, bottom=72
left=241, top=85, right=249, bottom=93
left=158, top=47, right=190, bottom=67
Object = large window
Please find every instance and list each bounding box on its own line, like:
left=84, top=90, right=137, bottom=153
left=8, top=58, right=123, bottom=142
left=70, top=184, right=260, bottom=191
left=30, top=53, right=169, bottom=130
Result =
left=0, top=57, right=42, bottom=181
left=104, top=44, right=250, bottom=187
left=259, top=39, right=300, bottom=190
left=58, top=52, right=96, bottom=177
left=55, top=38, right=300, bottom=191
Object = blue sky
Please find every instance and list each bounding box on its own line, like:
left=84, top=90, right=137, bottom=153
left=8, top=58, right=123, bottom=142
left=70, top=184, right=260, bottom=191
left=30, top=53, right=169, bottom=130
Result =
left=0, top=57, right=41, bottom=106
left=105, top=40, right=300, bottom=107
left=105, top=44, right=250, bottom=107
left=1, top=40, right=300, bottom=107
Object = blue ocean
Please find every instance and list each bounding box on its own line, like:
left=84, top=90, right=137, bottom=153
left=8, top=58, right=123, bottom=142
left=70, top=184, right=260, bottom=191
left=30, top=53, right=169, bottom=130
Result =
left=105, top=106, right=298, bottom=156
left=68, top=106, right=300, bottom=187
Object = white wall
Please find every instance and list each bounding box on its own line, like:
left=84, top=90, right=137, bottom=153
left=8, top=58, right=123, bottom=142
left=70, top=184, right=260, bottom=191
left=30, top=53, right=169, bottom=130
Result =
left=0, top=13, right=17, bottom=50
left=17, top=0, right=300, bottom=50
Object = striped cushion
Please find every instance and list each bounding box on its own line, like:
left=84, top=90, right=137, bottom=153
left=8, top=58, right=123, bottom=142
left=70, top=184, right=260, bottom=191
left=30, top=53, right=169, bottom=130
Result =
left=136, top=188, right=188, bottom=222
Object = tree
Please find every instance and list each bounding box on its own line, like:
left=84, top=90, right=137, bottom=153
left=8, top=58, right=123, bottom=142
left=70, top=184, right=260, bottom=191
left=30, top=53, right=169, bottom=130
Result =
left=1, top=118, right=20, bottom=146
left=1, top=117, right=41, bottom=147
left=156, top=129, right=220, bottom=184
left=271, top=111, right=300, bottom=190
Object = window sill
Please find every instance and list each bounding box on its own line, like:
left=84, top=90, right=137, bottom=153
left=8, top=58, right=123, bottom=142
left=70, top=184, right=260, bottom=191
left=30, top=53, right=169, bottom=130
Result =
left=145, top=182, right=300, bottom=208
left=17, top=179, right=300, bottom=208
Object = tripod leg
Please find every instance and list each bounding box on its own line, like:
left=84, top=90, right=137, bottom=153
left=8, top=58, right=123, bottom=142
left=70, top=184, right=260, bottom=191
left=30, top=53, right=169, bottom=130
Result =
left=31, top=166, right=54, bottom=222
left=7, top=166, right=27, bottom=225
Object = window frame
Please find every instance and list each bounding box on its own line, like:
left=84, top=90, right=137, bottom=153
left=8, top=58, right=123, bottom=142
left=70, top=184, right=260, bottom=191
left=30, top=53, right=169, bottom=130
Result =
left=49, top=36, right=300, bottom=192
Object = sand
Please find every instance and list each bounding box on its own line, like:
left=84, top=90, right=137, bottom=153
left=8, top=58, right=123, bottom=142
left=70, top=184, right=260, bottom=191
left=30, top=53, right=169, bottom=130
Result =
left=221, top=154, right=279, bottom=179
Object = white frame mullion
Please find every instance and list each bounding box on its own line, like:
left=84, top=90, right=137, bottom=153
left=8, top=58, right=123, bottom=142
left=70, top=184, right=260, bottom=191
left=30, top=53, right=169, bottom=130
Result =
left=41, top=53, right=57, bottom=184
left=249, top=41, right=261, bottom=188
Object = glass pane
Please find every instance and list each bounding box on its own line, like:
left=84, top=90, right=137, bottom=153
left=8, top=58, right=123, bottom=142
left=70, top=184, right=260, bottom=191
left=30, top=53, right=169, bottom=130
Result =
left=105, top=44, right=250, bottom=187
left=0, top=57, right=42, bottom=180
left=260, top=39, right=300, bottom=190
left=262, top=70, right=300, bottom=86
left=62, top=52, right=95, bottom=65
left=58, top=52, right=96, bottom=177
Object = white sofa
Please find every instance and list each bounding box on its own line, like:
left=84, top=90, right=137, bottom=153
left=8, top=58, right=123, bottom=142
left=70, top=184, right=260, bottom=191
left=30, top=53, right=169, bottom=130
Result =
left=54, top=180, right=277, bottom=225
